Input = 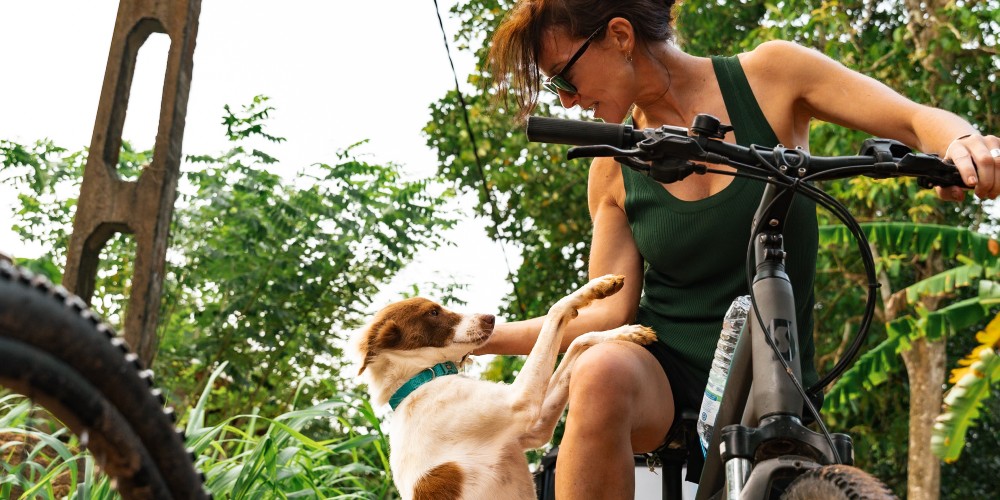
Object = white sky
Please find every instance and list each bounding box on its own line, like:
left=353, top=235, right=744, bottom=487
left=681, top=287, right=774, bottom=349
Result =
left=0, top=0, right=516, bottom=315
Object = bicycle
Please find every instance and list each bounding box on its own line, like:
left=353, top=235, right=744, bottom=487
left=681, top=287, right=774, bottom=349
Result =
left=525, top=114, right=965, bottom=499
left=0, top=252, right=209, bottom=499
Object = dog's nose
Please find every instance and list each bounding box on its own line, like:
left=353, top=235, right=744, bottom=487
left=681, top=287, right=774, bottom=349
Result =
left=481, top=314, right=495, bottom=327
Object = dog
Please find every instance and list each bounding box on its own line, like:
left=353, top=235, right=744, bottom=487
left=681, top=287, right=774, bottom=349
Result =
left=353, top=274, right=656, bottom=500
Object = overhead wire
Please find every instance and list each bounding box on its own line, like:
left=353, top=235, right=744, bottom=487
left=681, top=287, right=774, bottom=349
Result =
left=431, top=0, right=525, bottom=312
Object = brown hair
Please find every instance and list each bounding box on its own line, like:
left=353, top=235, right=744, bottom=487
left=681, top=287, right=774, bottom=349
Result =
left=489, top=0, right=679, bottom=120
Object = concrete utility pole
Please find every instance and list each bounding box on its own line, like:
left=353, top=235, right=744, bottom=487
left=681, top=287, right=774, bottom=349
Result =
left=63, top=0, right=201, bottom=367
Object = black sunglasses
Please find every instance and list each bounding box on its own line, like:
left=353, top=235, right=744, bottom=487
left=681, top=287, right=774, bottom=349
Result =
left=543, top=24, right=607, bottom=96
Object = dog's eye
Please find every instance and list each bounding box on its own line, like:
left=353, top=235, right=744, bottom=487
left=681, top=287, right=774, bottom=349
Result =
left=429, top=309, right=439, bottom=316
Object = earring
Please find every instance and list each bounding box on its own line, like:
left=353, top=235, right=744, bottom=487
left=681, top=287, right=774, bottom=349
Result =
left=625, top=52, right=633, bottom=63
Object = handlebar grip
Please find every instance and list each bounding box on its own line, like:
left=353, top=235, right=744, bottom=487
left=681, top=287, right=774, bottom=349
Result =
left=526, top=116, right=637, bottom=148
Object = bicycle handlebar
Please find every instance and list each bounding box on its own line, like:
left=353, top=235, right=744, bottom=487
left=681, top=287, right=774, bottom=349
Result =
left=526, top=114, right=965, bottom=189
left=526, top=116, right=643, bottom=148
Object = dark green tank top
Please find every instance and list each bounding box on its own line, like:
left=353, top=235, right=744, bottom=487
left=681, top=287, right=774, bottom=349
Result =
left=622, top=55, right=819, bottom=395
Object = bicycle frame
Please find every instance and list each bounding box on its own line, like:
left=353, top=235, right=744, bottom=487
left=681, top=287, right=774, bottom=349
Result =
left=696, top=182, right=853, bottom=500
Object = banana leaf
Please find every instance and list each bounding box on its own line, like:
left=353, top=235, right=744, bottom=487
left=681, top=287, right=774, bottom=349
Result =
left=932, top=312, right=1000, bottom=462
left=932, top=347, right=1000, bottom=463
left=825, top=281, right=1000, bottom=414
left=903, top=262, right=996, bottom=304
left=823, top=330, right=906, bottom=414
left=819, top=222, right=1000, bottom=265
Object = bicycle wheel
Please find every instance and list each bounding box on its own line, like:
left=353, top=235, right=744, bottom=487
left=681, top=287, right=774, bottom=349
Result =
left=0, top=260, right=208, bottom=499
left=781, top=464, right=897, bottom=500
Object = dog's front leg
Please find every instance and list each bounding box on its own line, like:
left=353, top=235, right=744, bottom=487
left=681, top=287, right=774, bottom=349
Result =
left=508, top=275, right=625, bottom=421
left=519, top=324, right=656, bottom=448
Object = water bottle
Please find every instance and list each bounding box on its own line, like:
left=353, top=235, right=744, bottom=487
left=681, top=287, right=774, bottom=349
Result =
left=697, top=295, right=751, bottom=456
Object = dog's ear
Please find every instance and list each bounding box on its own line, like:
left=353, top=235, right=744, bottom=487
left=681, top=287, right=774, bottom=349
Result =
left=358, top=319, right=402, bottom=375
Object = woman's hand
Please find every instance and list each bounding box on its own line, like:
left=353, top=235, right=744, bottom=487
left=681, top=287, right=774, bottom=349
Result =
left=938, top=133, right=1000, bottom=201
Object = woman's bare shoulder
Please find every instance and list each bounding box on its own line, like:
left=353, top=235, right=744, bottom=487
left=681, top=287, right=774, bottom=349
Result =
left=740, top=40, right=835, bottom=78
left=588, top=156, right=626, bottom=212
left=745, top=40, right=814, bottom=60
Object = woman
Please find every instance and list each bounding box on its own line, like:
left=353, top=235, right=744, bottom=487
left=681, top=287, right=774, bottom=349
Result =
left=480, top=0, right=1000, bottom=497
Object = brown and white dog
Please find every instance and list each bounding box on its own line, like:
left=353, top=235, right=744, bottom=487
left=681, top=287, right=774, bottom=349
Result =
left=353, top=274, right=656, bottom=500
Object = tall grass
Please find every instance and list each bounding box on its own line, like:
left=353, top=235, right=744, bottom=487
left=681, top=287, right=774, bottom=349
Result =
left=1, top=394, right=82, bottom=499
left=0, top=363, right=396, bottom=499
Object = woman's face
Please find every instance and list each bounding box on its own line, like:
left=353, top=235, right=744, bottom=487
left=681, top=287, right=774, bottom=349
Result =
left=537, top=25, right=635, bottom=123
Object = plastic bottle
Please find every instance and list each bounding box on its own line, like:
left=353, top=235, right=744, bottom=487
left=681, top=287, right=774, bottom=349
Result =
left=697, top=295, right=751, bottom=456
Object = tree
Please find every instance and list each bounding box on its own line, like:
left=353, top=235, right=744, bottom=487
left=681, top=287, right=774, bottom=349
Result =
left=2, top=96, right=455, bottom=421
left=820, top=222, right=1000, bottom=497
left=427, top=2, right=593, bottom=321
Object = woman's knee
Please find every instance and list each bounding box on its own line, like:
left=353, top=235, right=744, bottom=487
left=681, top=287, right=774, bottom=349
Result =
left=568, top=343, right=650, bottom=412
left=566, top=342, right=675, bottom=446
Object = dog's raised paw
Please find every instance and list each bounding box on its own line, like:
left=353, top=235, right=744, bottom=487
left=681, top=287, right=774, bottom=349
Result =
left=588, top=274, right=625, bottom=300
left=617, top=325, right=657, bottom=345
left=553, top=275, right=626, bottom=317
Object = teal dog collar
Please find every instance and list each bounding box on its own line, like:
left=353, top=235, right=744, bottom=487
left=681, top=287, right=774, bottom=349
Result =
left=388, top=361, right=459, bottom=410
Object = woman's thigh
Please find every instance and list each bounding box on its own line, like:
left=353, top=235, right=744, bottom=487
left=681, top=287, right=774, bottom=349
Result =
left=566, top=340, right=675, bottom=453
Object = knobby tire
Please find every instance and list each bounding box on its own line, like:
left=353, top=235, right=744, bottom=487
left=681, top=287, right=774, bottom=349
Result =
left=0, top=260, right=208, bottom=499
left=781, top=464, right=898, bottom=500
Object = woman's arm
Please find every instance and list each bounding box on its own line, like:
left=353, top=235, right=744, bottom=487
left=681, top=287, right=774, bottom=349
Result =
left=476, top=157, right=645, bottom=355
left=745, top=40, right=1000, bottom=199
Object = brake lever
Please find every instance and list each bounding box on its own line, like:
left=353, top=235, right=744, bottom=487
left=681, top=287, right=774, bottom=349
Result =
left=614, top=156, right=650, bottom=174
left=650, top=161, right=708, bottom=183
left=612, top=156, right=707, bottom=184
left=858, top=140, right=966, bottom=189
left=898, top=154, right=966, bottom=189
left=569, top=138, right=711, bottom=184
left=567, top=145, right=644, bottom=160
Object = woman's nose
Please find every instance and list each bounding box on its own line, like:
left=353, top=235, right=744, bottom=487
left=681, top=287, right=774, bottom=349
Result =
left=557, top=88, right=579, bottom=109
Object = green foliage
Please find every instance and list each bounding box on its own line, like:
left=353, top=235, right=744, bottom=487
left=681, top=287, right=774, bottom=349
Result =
left=427, top=1, right=595, bottom=322
left=820, top=223, right=1000, bottom=417
left=818, top=219, right=1000, bottom=497
left=2, top=96, right=454, bottom=422
left=940, top=328, right=1000, bottom=499
left=903, top=262, right=995, bottom=305
left=426, top=0, right=594, bottom=396
left=933, top=311, right=1000, bottom=463
left=426, top=90, right=592, bottom=321
left=0, top=371, right=396, bottom=499
left=825, top=281, right=1000, bottom=414
left=820, top=223, right=1000, bottom=266
left=187, top=364, right=395, bottom=499
left=158, top=97, right=455, bottom=417
left=0, top=393, right=121, bottom=499
left=933, top=347, right=1000, bottom=463
left=0, top=394, right=81, bottom=499
left=677, top=0, right=1000, bottom=128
